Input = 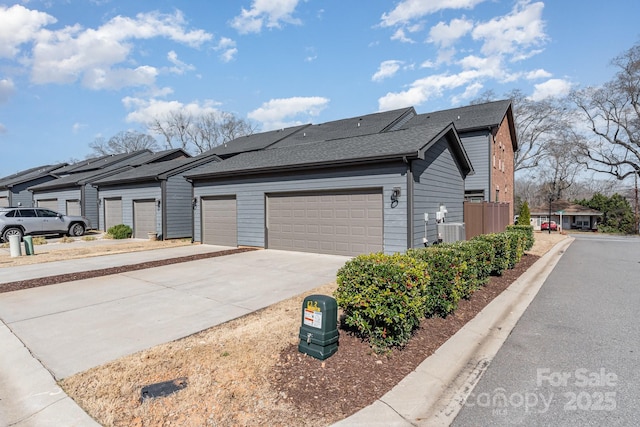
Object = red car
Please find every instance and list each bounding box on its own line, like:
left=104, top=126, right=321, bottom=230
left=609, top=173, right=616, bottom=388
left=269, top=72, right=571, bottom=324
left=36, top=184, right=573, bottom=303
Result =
left=541, top=221, right=558, bottom=231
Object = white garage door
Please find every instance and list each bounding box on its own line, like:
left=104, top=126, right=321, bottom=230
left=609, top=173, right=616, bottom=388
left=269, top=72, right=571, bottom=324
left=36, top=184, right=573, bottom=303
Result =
left=201, top=196, right=237, bottom=246
left=66, top=200, right=81, bottom=216
left=133, top=200, right=157, bottom=238
left=104, top=198, right=122, bottom=230
left=0, top=197, right=8, bottom=207
left=37, top=199, right=58, bottom=211
left=267, top=189, right=383, bottom=256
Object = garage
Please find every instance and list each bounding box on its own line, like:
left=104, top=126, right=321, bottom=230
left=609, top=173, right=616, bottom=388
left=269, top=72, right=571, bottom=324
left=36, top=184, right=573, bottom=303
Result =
left=66, top=200, right=81, bottom=216
left=266, top=189, right=383, bottom=256
left=201, top=196, right=237, bottom=246
left=0, top=196, right=8, bottom=207
left=133, top=200, right=157, bottom=238
left=104, top=198, right=122, bottom=230
left=37, top=199, right=58, bottom=211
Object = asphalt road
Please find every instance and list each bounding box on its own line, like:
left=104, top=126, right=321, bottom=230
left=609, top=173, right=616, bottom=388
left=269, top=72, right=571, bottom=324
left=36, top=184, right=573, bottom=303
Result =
left=453, top=233, right=640, bottom=426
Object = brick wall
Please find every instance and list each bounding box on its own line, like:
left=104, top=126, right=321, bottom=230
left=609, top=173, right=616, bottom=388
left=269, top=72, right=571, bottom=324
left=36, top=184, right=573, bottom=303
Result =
left=491, top=114, right=515, bottom=222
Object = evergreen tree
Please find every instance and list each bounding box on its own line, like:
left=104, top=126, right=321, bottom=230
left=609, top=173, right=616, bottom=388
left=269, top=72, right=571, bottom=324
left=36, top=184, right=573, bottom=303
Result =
left=517, top=201, right=531, bottom=226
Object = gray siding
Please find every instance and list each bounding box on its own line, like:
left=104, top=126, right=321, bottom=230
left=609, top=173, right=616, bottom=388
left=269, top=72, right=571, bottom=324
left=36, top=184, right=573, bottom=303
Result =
left=193, top=163, right=408, bottom=254
left=460, top=132, right=490, bottom=199
left=412, top=137, right=465, bottom=246
left=164, top=175, right=193, bottom=239
left=33, top=188, right=81, bottom=214
left=83, top=185, right=99, bottom=229
left=14, top=176, right=57, bottom=207
left=99, top=184, right=161, bottom=234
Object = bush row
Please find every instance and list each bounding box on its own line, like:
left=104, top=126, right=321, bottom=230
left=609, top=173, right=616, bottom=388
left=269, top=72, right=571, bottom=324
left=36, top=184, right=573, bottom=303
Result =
left=334, top=226, right=534, bottom=351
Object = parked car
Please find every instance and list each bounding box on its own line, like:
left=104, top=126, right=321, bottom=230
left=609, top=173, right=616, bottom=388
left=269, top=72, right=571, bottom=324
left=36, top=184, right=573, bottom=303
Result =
left=0, top=207, right=91, bottom=242
left=541, top=221, right=558, bottom=231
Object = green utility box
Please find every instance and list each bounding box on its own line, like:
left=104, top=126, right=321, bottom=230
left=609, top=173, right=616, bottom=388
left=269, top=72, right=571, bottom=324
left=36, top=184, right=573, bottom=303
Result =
left=298, top=294, right=339, bottom=360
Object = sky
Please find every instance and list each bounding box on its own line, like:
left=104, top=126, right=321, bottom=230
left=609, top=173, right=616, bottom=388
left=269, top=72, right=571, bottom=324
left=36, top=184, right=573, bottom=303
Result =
left=1, top=0, right=639, bottom=177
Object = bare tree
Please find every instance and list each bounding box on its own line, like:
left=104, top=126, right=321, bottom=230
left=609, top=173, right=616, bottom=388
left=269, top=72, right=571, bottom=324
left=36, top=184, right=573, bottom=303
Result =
left=148, top=110, right=257, bottom=154
left=473, top=89, right=573, bottom=174
left=573, top=42, right=640, bottom=181
left=89, top=131, right=159, bottom=156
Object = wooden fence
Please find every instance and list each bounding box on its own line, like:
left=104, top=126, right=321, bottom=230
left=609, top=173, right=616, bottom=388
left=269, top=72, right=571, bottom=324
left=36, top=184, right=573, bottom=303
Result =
left=464, top=201, right=511, bottom=239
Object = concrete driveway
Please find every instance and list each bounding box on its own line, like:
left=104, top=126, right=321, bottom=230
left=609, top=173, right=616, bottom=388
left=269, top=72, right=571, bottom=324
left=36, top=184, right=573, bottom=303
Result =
left=0, top=247, right=349, bottom=379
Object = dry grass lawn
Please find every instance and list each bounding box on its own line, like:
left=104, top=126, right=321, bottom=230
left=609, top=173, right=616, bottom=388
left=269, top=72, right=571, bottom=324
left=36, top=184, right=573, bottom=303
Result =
left=59, top=232, right=568, bottom=426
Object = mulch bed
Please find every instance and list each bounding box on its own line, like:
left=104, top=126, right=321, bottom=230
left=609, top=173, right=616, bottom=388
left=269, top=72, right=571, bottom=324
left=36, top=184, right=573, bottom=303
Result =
left=270, top=253, right=540, bottom=422
left=0, top=247, right=256, bottom=294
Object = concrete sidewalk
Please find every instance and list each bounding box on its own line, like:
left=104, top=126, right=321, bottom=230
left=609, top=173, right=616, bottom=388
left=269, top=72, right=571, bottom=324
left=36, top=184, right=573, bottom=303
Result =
left=0, top=246, right=349, bottom=426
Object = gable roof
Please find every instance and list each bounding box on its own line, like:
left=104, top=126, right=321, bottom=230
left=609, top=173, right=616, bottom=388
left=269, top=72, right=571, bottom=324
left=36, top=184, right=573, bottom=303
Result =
left=402, top=99, right=517, bottom=150
left=54, top=150, right=152, bottom=174
left=92, top=155, right=220, bottom=186
left=0, top=163, right=67, bottom=189
left=29, top=165, right=135, bottom=191
left=129, top=148, right=190, bottom=165
left=266, top=107, right=416, bottom=149
left=186, top=122, right=472, bottom=180
left=203, top=125, right=309, bottom=157
left=530, top=200, right=603, bottom=216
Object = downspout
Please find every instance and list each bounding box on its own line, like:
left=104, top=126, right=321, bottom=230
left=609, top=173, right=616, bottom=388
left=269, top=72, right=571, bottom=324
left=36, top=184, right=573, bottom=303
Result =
left=187, top=178, right=195, bottom=243
left=160, top=179, right=167, bottom=241
left=404, top=156, right=414, bottom=250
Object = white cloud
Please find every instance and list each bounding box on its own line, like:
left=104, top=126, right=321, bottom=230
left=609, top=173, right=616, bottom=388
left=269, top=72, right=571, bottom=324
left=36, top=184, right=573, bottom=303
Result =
left=381, top=0, right=486, bottom=27
left=72, top=122, right=87, bottom=134
left=24, top=9, right=212, bottom=89
left=215, top=37, right=237, bottom=62
left=0, top=4, right=55, bottom=58
left=167, top=51, right=195, bottom=74
left=526, top=69, right=552, bottom=80
left=248, top=96, right=329, bottom=130
left=428, top=18, right=474, bottom=48
left=451, top=82, right=483, bottom=104
left=123, top=97, right=221, bottom=124
left=530, top=78, right=572, bottom=101
left=372, top=60, right=404, bottom=82
left=472, top=1, right=547, bottom=60
left=231, top=0, right=302, bottom=34
left=0, top=78, right=15, bottom=104
left=390, top=28, right=415, bottom=43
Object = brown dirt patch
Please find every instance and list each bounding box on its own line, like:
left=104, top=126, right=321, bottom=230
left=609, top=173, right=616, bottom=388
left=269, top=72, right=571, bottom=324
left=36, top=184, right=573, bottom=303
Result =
left=53, top=233, right=567, bottom=427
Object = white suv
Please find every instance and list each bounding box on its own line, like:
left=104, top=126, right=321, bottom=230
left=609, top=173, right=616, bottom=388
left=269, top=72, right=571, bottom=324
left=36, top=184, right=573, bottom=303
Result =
left=0, top=207, right=91, bottom=242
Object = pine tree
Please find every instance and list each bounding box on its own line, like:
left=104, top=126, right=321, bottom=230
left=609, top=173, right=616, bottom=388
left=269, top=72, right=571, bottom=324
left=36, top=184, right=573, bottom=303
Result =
left=517, top=201, right=531, bottom=226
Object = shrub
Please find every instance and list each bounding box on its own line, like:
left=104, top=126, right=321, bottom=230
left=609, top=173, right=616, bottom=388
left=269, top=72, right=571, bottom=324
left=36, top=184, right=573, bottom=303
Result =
left=447, top=239, right=494, bottom=288
left=107, top=224, right=132, bottom=239
left=472, top=233, right=510, bottom=275
left=406, top=246, right=469, bottom=316
left=504, top=231, right=524, bottom=269
left=506, top=224, right=534, bottom=251
left=334, top=253, right=429, bottom=350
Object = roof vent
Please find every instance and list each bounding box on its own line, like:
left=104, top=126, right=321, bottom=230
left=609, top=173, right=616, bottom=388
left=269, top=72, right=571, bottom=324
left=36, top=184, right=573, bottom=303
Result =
left=457, top=115, right=460, bottom=120
left=357, top=122, right=360, bottom=127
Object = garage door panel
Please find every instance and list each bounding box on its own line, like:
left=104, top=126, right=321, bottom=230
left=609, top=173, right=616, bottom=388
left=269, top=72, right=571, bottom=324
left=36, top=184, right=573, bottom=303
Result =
left=104, top=198, right=122, bottom=230
left=37, top=199, right=58, bottom=211
left=202, top=197, right=237, bottom=247
left=267, top=190, right=383, bottom=256
left=0, top=197, right=9, bottom=207
left=66, top=200, right=81, bottom=216
left=133, top=200, right=157, bottom=238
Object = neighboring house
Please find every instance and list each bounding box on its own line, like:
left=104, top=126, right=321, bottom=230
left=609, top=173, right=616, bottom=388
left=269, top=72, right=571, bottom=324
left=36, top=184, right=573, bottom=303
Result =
left=185, top=121, right=473, bottom=256
left=28, top=150, right=177, bottom=228
left=92, top=154, right=219, bottom=239
left=401, top=100, right=518, bottom=220
left=530, top=200, right=603, bottom=231
left=0, top=164, right=67, bottom=208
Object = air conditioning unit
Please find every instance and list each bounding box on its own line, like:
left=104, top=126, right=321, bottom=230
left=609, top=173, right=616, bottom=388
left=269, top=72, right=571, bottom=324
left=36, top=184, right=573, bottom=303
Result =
left=437, top=223, right=466, bottom=243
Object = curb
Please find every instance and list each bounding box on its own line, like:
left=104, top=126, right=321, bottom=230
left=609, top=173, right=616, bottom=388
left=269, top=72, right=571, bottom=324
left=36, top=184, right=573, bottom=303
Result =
left=333, top=237, right=574, bottom=426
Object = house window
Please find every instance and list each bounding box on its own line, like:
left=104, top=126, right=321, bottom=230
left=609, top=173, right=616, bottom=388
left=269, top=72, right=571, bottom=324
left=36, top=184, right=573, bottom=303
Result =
left=495, top=189, right=500, bottom=202
left=465, top=190, right=485, bottom=202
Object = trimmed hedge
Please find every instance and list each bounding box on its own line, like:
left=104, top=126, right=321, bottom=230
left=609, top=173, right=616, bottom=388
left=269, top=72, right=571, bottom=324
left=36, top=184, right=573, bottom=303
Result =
left=334, top=253, right=430, bottom=350
left=334, top=228, right=532, bottom=351
left=506, top=224, right=534, bottom=251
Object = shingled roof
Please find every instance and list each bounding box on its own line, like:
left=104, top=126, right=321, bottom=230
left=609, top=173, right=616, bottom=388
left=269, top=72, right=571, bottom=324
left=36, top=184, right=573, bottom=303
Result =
left=402, top=99, right=517, bottom=150
left=92, top=155, right=220, bottom=186
left=267, top=107, right=416, bottom=149
left=0, top=163, right=66, bottom=189
left=186, top=122, right=472, bottom=180
left=204, top=125, right=309, bottom=157
left=54, top=150, right=152, bottom=174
